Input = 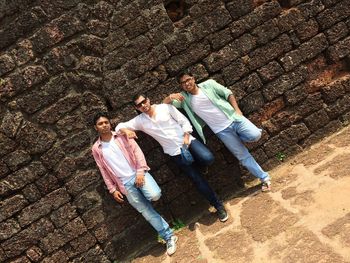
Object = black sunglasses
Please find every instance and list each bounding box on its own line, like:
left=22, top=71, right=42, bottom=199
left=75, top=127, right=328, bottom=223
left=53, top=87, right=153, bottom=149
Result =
left=135, top=98, right=148, bottom=108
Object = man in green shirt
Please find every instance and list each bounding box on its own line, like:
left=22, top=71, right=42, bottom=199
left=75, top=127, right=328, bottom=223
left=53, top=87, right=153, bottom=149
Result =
left=163, top=71, right=271, bottom=191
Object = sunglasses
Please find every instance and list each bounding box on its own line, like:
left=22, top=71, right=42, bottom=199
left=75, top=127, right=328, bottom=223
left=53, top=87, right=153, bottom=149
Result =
left=179, top=77, right=193, bottom=85
left=135, top=98, right=148, bottom=108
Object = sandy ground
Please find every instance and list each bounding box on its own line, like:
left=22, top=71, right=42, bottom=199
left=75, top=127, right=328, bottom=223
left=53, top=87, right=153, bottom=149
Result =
left=132, top=125, right=350, bottom=263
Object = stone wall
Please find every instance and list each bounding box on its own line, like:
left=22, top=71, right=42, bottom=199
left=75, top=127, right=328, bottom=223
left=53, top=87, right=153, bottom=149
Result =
left=1, top=0, right=350, bottom=261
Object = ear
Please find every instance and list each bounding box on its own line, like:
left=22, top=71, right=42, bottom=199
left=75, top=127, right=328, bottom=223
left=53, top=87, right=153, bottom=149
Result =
left=94, top=125, right=98, bottom=131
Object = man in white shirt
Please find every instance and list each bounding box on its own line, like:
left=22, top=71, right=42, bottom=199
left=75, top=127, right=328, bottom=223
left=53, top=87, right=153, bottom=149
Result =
left=116, top=94, right=228, bottom=222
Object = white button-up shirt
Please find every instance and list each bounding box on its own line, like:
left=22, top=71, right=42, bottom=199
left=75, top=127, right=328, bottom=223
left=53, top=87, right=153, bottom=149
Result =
left=115, top=104, right=194, bottom=156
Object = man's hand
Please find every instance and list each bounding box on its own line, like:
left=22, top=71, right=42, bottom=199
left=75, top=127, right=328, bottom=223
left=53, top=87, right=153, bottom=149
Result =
left=120, top=128, right=138, bottom=139
left=170, top=93, right=185, bottom=101
left=113, top=190, right=124, bottom=203
left=135, top=171, right=145, bottom=188
left=183, top=132, right=190, bottom=146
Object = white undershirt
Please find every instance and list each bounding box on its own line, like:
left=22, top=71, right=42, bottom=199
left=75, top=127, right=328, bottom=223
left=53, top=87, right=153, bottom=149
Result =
left=101, top=139, right=135, bottom=184
left=116, top=104, right=194, bottom=156
left=191, top=89, right=232, bottom=134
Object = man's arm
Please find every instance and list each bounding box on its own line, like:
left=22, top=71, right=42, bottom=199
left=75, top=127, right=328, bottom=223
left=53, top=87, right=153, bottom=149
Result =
left=167, top=104, right=193, bottom=145
left=228, top=94, right=243, bottom=116
left=115, top=117, right=141, bottom=139
left=209, top=79, right=243, bottom=115
left=163, top=93, right=185, bottom=108
left=92, top=150, right=119, bottom=195
left=127, top=137, right=149, bottom=188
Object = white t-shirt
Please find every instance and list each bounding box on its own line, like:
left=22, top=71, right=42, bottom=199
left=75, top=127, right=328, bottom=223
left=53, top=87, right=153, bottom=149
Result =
left=191, top=89, right=232, bottom=134
left=116, top=104, right=194, bottom=156
left=101, top=139, right=135, bottom=184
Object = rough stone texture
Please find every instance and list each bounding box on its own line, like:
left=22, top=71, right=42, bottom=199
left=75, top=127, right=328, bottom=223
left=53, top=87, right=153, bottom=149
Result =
left=1, top=0, right=350, bottom=262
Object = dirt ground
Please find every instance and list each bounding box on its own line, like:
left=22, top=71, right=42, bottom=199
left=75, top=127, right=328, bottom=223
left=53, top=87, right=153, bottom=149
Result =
left=132, top=125, right=350, bottom=263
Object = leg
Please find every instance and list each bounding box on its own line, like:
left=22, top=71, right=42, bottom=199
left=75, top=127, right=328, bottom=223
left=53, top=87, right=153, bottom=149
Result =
left=125, top=179, right=173, bottom=241
left=171, top=154, right=222, bottom=210
left=189, top=139, right=215, bottom=166
left=139, top=172, right=162, bottom=202
left=235, top=116, right=262, bottom=142
left=217, top=124, right=270, bottom=182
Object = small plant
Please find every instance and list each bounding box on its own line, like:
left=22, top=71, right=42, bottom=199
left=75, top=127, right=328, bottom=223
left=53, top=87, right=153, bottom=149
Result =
left=276, top=152, right=286, bottom=162
left=171, top=218, right=186, bottom=231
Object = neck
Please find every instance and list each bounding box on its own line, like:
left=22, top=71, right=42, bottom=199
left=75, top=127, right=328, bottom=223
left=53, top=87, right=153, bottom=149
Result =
left=146, top=105, right=156, bottom=117
left=190, top=85, right=199, bottom=95
left=100, top=131, right=113, bottom=142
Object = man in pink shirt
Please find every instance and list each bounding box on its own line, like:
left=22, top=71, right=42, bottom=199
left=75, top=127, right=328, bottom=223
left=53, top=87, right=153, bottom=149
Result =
left=91, top=112, right=177, bottom=256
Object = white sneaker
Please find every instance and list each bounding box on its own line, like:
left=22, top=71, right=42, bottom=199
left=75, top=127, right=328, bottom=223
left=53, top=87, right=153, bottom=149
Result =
left=166, top=235, right=178, bottom=256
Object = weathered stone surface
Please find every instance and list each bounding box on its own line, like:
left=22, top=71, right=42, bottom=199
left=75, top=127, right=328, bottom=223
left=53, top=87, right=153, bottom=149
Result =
left=304, top=109, right=330, bottom=131
left=16, top=74, right=69, bottom=114
left=70, top=245, right=110, bottom=263
left=284, top=84, right=308, bottom=105
left=296, top=19, right=320, bottom=42
left=36, top=94, right=81, bottom=124
left=39, top=217, right=87, bottom=253
left=316, top=0, right=350, bottom=30
left=240, top=91, right=265, bottom=114
left=252, top=19, right=280, bottom=45
left=66, top=170, right=100, bottom=196
left=165, top=41, right=211, bottom=76
left=0, top=54, right=15, bottom=76
left=280, top=33, right=328, bottom=71
left=327, top=36, right=350, bottom=62
left=0, top=218, right=21, bottom=241
left=264, top=123, right=310, bottom=157
left=81, top=206, right=106, bottom=230
left=298, top=0, right=325, bottom=18
left=0, top=161, right=46, bottom=196
left=248, top=34, right=292, bottom=71
left=0, top=133, right=16, bottom=158
left=226, top=0, right=254, bottom=20
left=325, top=22, right=349, bottom=44
left=60, top=130, right=90, bottom=154
left=3, top=149, right=31, bottom=171
left=17, top=188, right=70, bottom=227
left=263, top=66, right=308, bottom=101
left=230, top=1, right=282, bottom=38
left=22, top=184, right=42, bottom=203
left=276, top=8, right=305, bottom=33
left=125, top=45, right=171, bottom=79
left=325, top=94, right=350, bottom=119
left=30, top=14, right=84, bottom=53
left=257, top=61, right=284, bottom=83
left=73, top=189, right=103, bottom=213
left=0, top=111, right=23, bottom=138
left=26, top=246, right=43, bottom=262
left=207, top=28, right=233, bottom=50
left=321, top=80, right=346, bottom=103
left=35, top=174, right=60, bottom=195
left=1, top=217, right=54, bottom=258
left=222, top=58, right=249, bottom=85
left=0, top=195, right=28, bottom=222
left=41, top=250, right=69, bottom=263
left=65, top=231, right=97, bottom=258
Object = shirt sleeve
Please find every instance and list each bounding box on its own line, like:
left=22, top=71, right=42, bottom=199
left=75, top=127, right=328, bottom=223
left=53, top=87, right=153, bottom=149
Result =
left=167, top=104, right=193, bottom=133
left=92, top=149, right=118, bottom=194
left=127, top=137, right=149, bottom=173
left=210, top=79, right=233, bottom=100
left=115, top=116, right=142, bottom=133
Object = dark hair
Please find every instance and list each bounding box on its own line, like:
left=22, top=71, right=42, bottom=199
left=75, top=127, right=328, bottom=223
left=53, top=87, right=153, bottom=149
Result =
left=132, top=94, right=147, bottom=105
left=177, top=70, right=193, bottom=83
left=92, top=111, right=110, bottom=125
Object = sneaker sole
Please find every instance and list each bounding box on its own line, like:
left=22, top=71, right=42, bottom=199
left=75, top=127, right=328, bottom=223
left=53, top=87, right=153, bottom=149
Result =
left=219, top=214, right=229, bottom=222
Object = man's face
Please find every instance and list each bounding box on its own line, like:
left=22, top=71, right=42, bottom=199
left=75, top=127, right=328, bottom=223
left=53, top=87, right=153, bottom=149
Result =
left=179, top=75, right=196, bottom=93
left=94, top=117, right=111, bottom=135
left=134, top=96, right=151, bottom=113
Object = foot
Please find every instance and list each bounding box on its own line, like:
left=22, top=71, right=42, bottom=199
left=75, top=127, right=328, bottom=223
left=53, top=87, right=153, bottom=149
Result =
left=261, top=181, right=271, bottom=192
left=217, top=207, right=229, bottom=222
left=166, top=235, right=178, bottom=256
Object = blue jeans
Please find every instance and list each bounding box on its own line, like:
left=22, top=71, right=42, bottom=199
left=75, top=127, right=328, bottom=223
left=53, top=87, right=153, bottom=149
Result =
left=124, top=172, right=173, bottom=241
left=171, top=139, right=223, bottom=210
left=217, top=117, right=270, bottom=182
